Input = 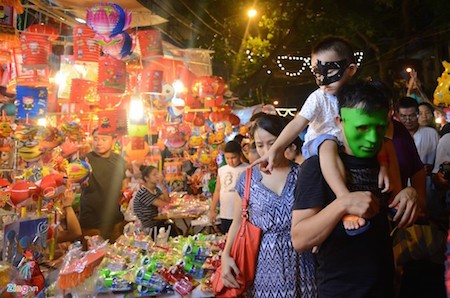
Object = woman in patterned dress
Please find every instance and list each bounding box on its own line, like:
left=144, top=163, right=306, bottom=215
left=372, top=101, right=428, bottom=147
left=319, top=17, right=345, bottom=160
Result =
left=221, top=114, right=317, bottom=297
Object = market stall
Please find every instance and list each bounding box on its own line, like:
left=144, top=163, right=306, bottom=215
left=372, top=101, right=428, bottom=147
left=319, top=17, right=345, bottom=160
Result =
left=0, top=1, right=247, bottom=296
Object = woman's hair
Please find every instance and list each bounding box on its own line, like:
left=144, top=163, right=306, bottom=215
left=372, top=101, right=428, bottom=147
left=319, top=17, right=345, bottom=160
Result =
left=140, top=165, right=157, bottom=182
left=418, top=102, right=435, bottom=114
left=250, top=114, right=287, bottom=139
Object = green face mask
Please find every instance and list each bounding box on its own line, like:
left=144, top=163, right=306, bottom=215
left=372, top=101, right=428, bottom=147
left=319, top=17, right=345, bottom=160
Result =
left=340, top=107, right=388, bottom=158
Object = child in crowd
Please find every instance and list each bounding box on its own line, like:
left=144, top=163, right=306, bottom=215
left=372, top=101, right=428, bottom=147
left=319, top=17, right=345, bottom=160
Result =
left=209, top=140, right=248, bottom=234
left=253, top=36, right=390, bottom=234
left=133, top=165, right=171, bottom=234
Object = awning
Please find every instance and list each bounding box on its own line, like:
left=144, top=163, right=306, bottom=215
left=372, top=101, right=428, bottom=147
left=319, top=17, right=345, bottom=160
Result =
left=26, top=0, right=167, bottom=28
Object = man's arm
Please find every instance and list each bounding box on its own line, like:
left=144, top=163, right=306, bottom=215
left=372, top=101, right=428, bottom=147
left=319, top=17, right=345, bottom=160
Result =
left=291, top=191, right=379, bottom=252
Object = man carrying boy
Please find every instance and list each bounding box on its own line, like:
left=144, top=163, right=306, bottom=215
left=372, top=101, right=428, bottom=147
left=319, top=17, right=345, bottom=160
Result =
left=210, top=140, right=248, bottom=234
left=291, top=80, right=418, bottom=297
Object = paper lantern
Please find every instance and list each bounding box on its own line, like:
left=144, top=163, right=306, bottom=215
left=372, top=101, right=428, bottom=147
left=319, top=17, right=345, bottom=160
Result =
left=15, top=86, right=47, bottom=119
left=137, top=29, right=163, bottom=61
left=20, top=24, right=58, bottom=69
left=101, top=32, right=134, bottom=60
left=97, top=109, right=128, bottom=136
left=86, top=3, right=132, bottom=39
left=70, top=78, right=98, bottom=104
left=140, top=67, right=163, bottom=93
left=73, top=25, right=100, bottom=62
left=97, top=56, right=126, bottom=94
left=123, top=137, right=149, bottom=162
left=66, top=160, right=92, bottom=184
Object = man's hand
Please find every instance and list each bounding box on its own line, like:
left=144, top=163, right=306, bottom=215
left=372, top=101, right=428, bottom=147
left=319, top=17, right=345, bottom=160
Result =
left=338, top=191, right=380, bottom=219
left=389, top=186, right=418, bottom=228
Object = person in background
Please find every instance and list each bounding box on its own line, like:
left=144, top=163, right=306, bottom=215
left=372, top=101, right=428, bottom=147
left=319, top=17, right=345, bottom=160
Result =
left=58, top=188, right=82, bottom=243
left=133, top=165, right=171, bottom=236
left=233, top=134, right=250, bottom=163
left=292, top=80, right=418, bottom=297
left=247, top=141, right=260, bottom=164
left=221, top=114, right=316, bottom=297
left=397, top=97, right=439, bottom=177
left=209, top=141, right=248, bottom=234
left=79, top=128, right=128, bottom=249
left=284, top=135, right=304, bottom=165
left=418, top=102, right=436, bottom=129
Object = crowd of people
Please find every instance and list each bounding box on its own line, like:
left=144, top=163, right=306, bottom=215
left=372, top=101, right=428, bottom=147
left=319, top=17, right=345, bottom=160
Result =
left=54, top=35, right=449, bottom=297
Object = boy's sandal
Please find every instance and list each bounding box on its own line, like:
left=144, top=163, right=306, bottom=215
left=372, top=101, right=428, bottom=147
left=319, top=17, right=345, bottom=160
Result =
left=343, top=215, right=370, bottom=236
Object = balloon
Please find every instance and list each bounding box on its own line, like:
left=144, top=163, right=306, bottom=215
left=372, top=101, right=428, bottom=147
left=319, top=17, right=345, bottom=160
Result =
left=433, top=61, right=450, bottom=107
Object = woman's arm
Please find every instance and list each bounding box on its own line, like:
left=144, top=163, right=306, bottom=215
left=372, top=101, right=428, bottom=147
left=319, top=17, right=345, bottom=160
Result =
left=221, top=194, right=243, bottom=288
left=57, top=189, right=82, bottom=243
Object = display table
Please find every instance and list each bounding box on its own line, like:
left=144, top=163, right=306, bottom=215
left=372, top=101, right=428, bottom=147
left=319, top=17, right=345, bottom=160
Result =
left=155, top=192, right=211, bottom=236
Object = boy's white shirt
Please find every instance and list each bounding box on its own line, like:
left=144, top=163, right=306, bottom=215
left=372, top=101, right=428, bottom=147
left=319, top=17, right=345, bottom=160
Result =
left=299, top=88, right=343, bottom=144
left=218, top=163, right=248, bottom=219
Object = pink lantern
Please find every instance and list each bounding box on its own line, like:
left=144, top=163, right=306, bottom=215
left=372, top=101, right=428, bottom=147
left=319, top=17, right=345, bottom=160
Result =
left=73, top=25, right=100, bottom=62
left=137, top=29, right=163, bottom=61
left=101, top=32, right=135, bottom=60
left=86, top=3, right=132, bottom=39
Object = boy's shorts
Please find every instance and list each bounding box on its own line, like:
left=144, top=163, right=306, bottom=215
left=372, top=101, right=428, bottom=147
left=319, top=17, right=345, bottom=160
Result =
left=302, top=134, right=340, bottom=159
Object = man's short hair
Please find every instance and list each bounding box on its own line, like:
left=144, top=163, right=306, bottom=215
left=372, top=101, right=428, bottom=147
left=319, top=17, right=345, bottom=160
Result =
left=396, top=96, right=419, bottom=113
left=312, top=36, right=356, bottom=64
left=337, top=79, right=391, bottom=114
left=224, top=140, right=242, bottom=154
left=92, top=127, right=116, bottom=138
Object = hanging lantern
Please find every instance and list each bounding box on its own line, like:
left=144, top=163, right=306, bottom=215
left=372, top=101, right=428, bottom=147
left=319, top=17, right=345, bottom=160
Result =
left=73, top=25, right=100, bottom=62
left=86, top=3, right=132, bottom=39
left=15, top=86, right=48, bottom=119
left=137, top=29, right=163, bottom=61
left=97, top=109, right=128, bottom=135
left=97, top=56, right=126, bottom=94
left=70, top=78, right=98, bottom=104
left=225, top=113, right=240, bottom=126
left=20, top=24, right=58, bottom=69
left=101, top=32, right=134, bottom=60
left=140, top=67, right=163, bottom=93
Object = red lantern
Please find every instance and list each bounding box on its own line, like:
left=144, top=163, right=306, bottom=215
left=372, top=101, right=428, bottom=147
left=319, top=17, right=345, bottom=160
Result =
left=209, top=111, right=224, bottom=123
left=97, top=109, right=128, bottom=135
left=225, top=113, right=240, bottom=126
left=140, top=67, right=163, bottom=93
left=70, top=79, right=98, bottom=104
left=193, top=114, right=205, bottom=127
left=137, top=29, right=163, bottom=61
left=73, top=25, right=100, bottom=62
left=20, top=24, right=59, bottom=69
left=97, top=56, right=126, bottom=94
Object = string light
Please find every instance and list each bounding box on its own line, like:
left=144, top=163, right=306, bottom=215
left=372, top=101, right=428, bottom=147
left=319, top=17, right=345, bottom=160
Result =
left=276, top=55, right=311, bottom=77
left=274, top=52, right=364, bottom=77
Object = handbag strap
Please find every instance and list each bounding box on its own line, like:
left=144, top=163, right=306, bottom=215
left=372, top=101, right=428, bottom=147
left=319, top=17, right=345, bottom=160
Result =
left=241, top=167, right=252, bottom=218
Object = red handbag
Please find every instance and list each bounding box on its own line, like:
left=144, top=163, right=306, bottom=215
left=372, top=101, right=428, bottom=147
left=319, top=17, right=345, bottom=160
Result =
left=212, top=167, right=261, bottom=297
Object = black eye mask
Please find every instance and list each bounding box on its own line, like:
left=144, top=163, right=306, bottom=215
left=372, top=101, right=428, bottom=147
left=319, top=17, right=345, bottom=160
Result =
left=311, top=59, right=350, bottom=86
